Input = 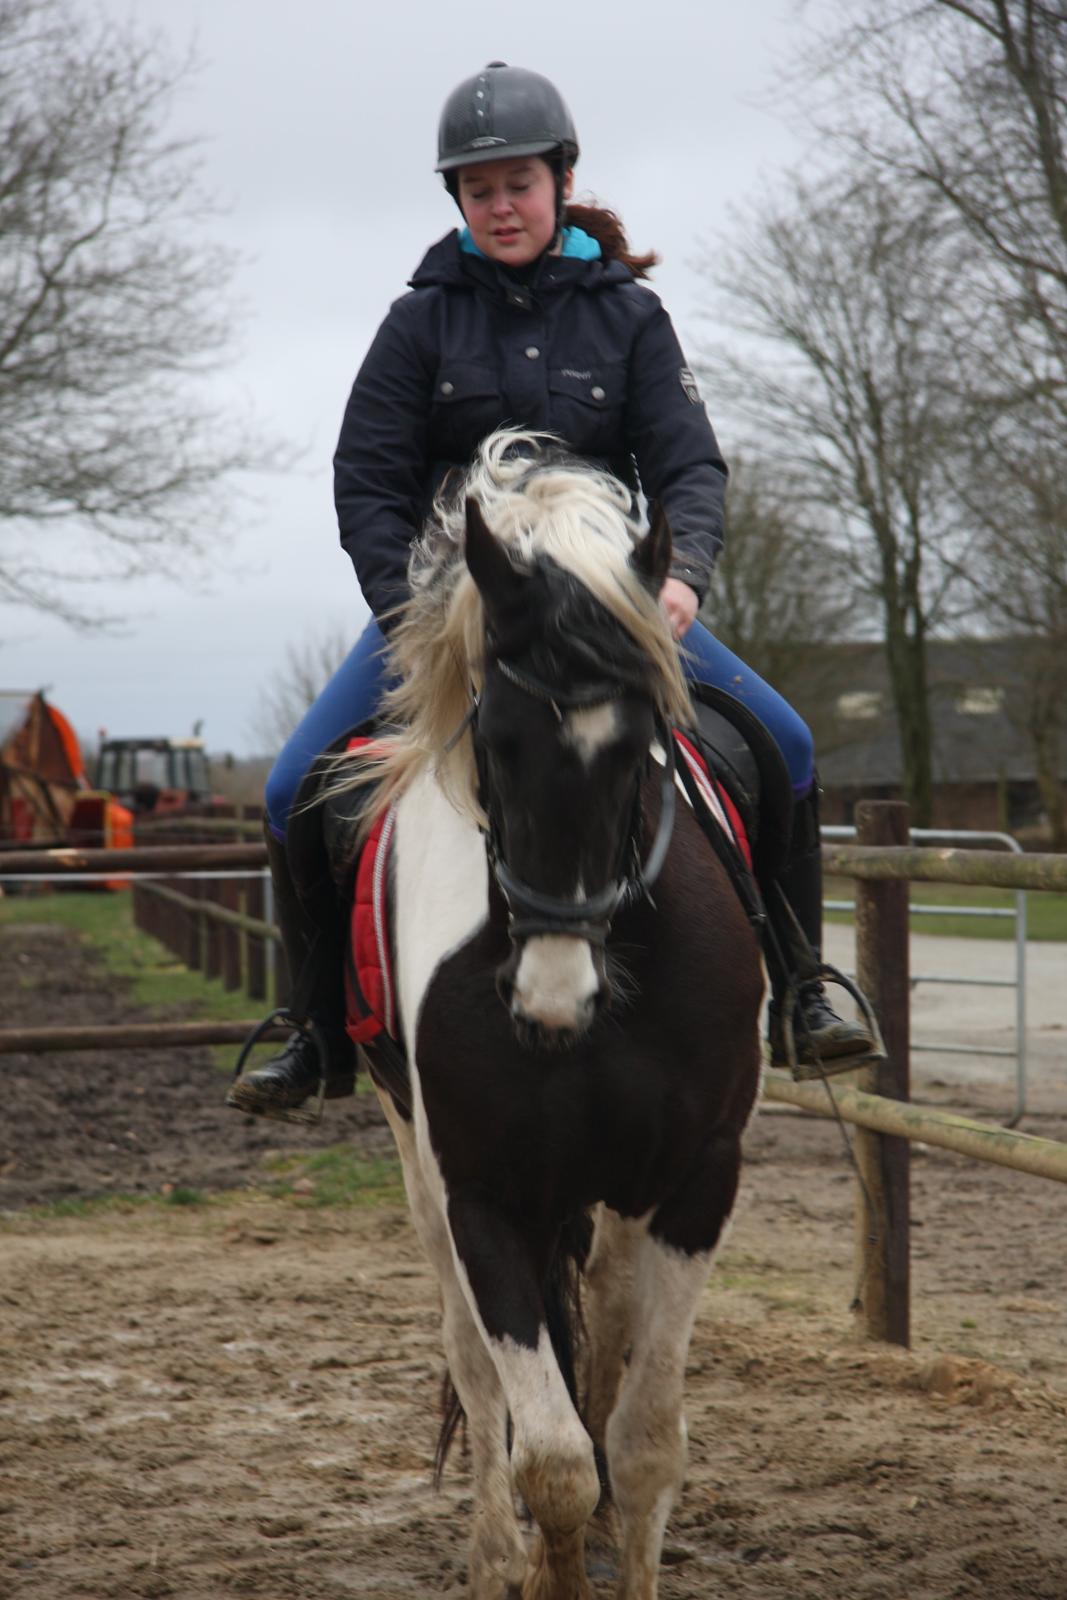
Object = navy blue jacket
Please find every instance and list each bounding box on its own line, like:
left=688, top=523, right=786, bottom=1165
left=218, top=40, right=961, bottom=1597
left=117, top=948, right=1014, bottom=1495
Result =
left=334, top=232, right=728, bottom=625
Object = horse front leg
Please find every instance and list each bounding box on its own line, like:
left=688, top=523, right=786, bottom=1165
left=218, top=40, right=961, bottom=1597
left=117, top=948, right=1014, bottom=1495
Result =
left=376, top=1093, right=526, bottom=1599
left=449, top=1196, right=601, bottom=1600
left=583, top=1205, right=641, bottom=1457
left=605, top=1136, right=742, bottom=1600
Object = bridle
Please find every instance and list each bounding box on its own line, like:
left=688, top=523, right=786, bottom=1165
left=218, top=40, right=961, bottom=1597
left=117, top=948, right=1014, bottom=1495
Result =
left=469, top=656, right=678, bottom=946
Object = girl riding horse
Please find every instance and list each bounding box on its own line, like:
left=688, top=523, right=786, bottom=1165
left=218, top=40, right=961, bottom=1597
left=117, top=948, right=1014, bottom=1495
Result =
left=229, top=60, right=872, bottom=1119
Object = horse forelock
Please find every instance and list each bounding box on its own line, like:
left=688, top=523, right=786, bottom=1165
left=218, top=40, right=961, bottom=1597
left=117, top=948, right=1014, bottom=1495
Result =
left=334, top=430, right=692, bottom=835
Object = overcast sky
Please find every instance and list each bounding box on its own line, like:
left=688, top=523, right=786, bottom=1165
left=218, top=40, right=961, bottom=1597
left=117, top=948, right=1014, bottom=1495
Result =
left=2, top=0, right=820, bottom=757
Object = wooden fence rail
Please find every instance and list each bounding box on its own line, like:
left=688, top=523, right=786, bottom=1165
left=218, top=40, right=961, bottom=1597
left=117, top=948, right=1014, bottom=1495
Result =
left=134, top=816, right=263, bottom=839
left=763, top=1071, right=1067, bottom=1184
left=823, top=842, right=1067, bottom=891
left=133, top=879, right=279, bottom=944
left=6, top=839, right=1067, bottom=887
left=0, top=1021, right=288, bottom=1054
left=0, top=843, right=267, bottom=874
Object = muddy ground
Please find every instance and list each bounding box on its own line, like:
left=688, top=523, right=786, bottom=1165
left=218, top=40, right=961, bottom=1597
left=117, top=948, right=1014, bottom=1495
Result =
left=1, top=919, right=1066, bottom=1599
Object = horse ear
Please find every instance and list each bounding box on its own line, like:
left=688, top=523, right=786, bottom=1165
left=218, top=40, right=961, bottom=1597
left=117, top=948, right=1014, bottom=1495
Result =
left=464, top=496, right=523, bottom=611
left=631, top=501, right=673, bottom=593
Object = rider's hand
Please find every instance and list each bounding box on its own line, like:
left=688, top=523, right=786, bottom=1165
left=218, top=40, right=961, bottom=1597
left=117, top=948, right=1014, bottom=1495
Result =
left=659, top=577, right=699, bottom=640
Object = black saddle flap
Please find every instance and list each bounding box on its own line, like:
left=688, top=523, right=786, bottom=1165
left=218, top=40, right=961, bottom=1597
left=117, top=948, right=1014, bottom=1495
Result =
left=686, top=683, right=793, bottom=883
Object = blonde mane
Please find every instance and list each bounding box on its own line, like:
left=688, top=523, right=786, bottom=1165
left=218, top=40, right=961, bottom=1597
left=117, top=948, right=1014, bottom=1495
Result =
left=335, top=429, right=692, bottom=834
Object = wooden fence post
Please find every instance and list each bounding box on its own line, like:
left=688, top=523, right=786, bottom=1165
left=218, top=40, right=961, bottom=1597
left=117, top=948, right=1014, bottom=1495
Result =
left=132, top=881, right=147, bottom=939
left=241, top=806, right=263, bottom=1001
left=204, top=878, right=223, bottom=983
left=181, top=876, right=200, bottom=971
left=222, top=877, right=243, bottom=991
left=853, top=799, right=911, bottom=1346
left=163, top=874, right=183, bottom=962
left=245, top=873, right=268, bottom=1002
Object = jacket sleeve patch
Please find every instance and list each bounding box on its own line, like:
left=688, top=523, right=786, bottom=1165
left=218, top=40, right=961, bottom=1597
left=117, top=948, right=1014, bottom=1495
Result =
left=679, top=366, right=702, bottom=405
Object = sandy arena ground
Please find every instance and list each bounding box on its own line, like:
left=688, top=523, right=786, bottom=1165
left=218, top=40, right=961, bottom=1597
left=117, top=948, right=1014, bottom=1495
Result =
left=1, top=917, right=1065, bottom=1599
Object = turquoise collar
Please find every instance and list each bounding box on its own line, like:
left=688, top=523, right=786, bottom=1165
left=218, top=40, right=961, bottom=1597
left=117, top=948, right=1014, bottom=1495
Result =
left=458, top=224, right=602, bottom=262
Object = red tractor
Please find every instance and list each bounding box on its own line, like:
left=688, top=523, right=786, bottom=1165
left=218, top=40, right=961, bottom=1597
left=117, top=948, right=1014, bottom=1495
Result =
left=93, top=734, right=226, bottom=818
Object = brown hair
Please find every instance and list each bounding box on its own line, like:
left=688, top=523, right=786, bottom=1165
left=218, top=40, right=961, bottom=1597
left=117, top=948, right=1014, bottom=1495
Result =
left=563, top=200, right=659, bottom=279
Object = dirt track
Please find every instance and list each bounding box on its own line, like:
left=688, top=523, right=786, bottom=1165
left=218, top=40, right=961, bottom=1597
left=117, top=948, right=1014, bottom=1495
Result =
left=2, top=919, right=1066, bottom=1599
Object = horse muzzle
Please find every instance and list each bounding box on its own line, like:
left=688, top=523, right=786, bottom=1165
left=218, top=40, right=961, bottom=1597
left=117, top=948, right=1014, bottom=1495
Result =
left=497, top=934, right=609, bottom=1045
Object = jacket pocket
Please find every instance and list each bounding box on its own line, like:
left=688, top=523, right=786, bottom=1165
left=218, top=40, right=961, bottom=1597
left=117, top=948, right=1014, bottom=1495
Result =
left=547, top=363, right=625, bottom=456
left=429, top=364, right=503, bottom=464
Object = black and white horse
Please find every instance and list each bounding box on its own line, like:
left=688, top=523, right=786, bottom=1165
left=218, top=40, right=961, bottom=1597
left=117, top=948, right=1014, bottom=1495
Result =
left=342, top=432, right=764, bottom=1600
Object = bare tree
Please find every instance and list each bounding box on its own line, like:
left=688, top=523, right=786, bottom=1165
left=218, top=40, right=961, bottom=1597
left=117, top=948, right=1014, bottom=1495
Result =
left=954, top=404, right=1067, bottom=843
left=803, top=1, right=1067, bottom=411
left=250, top=624, right=359, bottom=752
left=0, top=0, right=278, bottom=626
left=699, top=456, right=867, bottom=756
left=696, top=167, right=973, bottom=823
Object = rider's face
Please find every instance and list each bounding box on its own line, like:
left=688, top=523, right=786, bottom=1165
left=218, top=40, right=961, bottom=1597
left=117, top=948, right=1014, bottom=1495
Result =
left=457, top=156, right=573, bottom=266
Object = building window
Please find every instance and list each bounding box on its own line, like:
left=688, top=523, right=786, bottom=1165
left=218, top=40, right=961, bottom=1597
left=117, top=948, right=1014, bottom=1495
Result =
left=837, top=690, right=882, bottom=719
left=957, top=687, right=1004, bottom=715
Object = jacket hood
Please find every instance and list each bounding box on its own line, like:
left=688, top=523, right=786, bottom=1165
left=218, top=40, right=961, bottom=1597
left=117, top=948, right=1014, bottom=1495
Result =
left=408, top=231, right=633, bottom=293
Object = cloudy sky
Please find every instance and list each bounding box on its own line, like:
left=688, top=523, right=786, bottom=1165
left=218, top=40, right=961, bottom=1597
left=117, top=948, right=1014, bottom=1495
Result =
left=3, top=0, right=820, bottom=757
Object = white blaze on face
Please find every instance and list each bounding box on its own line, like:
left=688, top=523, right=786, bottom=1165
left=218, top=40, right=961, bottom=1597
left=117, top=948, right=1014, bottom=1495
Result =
left=512, top=933, right=600, bottom=1031
left=561, top=700, right=619, bottom=766
left=510, top=701, right=618, bottom=1032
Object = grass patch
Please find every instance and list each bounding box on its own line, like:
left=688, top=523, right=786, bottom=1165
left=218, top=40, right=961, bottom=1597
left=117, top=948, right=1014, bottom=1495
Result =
left=264, top=1144, right=404, bottom=1207
left=0, top=890, right=258, bottom=1013
left=0, top=891, right=383, bottom=1085
left=14, top=1187, right=212, bottom=1222
left=824, top=877, right=1067, bottom=941
left=0, top=891, right=280, bottom=1073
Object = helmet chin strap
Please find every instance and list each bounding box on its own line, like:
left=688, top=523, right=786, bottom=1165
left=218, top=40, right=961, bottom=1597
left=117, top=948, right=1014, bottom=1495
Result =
left=551, top=152, right=568, bottom=245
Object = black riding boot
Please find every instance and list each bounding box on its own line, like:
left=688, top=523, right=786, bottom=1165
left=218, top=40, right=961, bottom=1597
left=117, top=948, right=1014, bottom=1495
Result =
left=227, top=821, right=356, bottom=1116
left=764, top=783, right=875, bottom=1075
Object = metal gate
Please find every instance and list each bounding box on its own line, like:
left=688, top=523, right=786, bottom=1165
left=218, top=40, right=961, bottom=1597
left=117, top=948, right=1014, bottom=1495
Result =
left=822, top=826, right=1029, bottom=1122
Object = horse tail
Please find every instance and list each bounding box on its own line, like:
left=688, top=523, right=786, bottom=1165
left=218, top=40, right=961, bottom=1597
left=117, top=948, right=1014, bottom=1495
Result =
left=544, top=1208, right=594, bottom=1413
left=434, top=1369, right=465, bottom=1489
left=433, top=1208, right=595, bottom=1488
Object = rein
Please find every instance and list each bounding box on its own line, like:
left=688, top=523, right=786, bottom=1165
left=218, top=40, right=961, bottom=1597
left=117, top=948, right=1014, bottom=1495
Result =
left=472, top=657, right=677, bottom=946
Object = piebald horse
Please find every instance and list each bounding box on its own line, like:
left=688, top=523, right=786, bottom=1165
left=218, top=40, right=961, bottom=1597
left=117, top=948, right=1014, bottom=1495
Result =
left=340, top=431, right=763, bottom=1600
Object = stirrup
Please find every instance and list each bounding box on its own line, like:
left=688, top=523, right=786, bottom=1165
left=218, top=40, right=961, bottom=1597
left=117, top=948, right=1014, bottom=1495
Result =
left=775, top=962, right=888, bottom=1083
left=229, top=1008, right=329, bottom=1126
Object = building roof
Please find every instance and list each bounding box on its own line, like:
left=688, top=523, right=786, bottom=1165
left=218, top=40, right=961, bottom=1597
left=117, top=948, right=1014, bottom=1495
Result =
left=792, top=639, right=1067, bottom=787
left=0, top=692, right=35, bottom=752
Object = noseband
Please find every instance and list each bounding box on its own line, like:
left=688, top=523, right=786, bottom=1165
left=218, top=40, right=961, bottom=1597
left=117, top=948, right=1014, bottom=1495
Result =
left=473, top=658, right=677, bottom=946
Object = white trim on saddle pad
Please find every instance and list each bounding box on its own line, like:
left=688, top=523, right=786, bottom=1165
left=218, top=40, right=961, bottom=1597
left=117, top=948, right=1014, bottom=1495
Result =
left=654, top=731, right=749, bottom=865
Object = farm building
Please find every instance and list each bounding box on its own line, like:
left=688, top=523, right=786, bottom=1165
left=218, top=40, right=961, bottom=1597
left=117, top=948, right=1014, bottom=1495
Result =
left=0, top=689, right=88, bottom=845
left=794, top=639, right=1067, bottom=837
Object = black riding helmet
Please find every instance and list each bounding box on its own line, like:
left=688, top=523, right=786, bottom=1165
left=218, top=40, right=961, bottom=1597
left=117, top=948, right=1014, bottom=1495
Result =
left=436, top=62, right=578, bottom=233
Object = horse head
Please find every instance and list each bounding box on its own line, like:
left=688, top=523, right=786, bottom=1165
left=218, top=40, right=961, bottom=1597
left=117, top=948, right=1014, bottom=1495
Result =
left=464, top=491, right=676, bottom=1045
